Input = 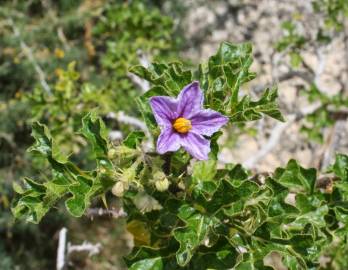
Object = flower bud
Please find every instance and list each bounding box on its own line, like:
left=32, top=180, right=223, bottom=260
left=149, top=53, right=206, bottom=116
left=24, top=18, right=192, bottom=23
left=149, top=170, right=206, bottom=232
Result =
left=153, top=171, right=166, bottom=182
left=112, top=181, right=127, bottom=197
left=155, top=177, right=169, bottom=192
left=108, top=148, right=117, bottom=159
left=99, top=167, right=107, bottom=175
left=115, top=146, right=138, bottom=159
left=120, top=167, right=136, bottom=184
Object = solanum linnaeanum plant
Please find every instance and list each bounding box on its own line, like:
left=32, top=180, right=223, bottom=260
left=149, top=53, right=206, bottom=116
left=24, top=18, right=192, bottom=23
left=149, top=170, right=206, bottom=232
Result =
left=12, top=42, right=348, bottom=269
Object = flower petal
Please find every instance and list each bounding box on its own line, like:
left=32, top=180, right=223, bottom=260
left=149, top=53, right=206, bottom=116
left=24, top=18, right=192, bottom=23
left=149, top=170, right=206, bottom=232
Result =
left=181, top=132, right=210, bottom=160
left=190, top=109, right=229, bottom=136
left=156, top=128, right=181, bottom=154
left=177, top=81, right=203, bottom=118
left=150, top=96, right=178, bottom=128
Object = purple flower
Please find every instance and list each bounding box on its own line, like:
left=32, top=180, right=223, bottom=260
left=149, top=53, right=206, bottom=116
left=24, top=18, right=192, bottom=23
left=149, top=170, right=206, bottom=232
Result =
left=149, top=81, right=228, bottom=160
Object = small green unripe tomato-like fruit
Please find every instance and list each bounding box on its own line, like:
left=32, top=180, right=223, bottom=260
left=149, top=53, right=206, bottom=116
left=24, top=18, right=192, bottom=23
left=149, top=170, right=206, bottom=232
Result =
left=155, top=177, right=169, bottom=192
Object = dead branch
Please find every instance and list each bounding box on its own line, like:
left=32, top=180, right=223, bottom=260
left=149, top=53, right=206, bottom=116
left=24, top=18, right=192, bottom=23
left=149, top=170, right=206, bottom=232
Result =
left=57, top=227, right=102, bottom=270
left=56, top=227, right=68, bottom=270
left=67, top=241, right=102, bottom=257
left=7, top=18, right=52, bottom=95
left=107, top=111, right=153, bottom=151
left=243, top=114, right=297, bottom=169
left=109, top=130, right=123, bottom=141
left=319, top=120, right=346, bottom=170
left=85, top=207, right=127, bottom=219
left=243, top=101, right=327, bottom=169
left=128, top=50, right=150, bottom=93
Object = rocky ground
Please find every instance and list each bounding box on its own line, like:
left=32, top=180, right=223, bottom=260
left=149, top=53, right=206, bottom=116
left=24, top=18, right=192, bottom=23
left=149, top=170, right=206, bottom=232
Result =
left=176, top=0, right=348, bottom=173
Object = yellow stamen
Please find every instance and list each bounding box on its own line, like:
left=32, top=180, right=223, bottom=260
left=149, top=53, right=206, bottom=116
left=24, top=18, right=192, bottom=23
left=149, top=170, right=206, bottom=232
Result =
left=173, top=117, right=192, bottom=133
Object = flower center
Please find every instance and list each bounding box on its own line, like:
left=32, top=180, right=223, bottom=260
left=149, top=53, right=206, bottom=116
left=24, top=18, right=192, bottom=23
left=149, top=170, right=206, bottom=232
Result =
left=173, top=117, right=192, bottom=133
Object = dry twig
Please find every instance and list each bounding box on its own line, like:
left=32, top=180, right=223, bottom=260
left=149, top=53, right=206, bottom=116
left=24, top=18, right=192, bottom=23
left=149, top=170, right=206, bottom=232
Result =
left=85, top=207, right=127, bottom=219
left=56, top=227, right=68, bottom=270
left=7, top=18, right=52, bottom=95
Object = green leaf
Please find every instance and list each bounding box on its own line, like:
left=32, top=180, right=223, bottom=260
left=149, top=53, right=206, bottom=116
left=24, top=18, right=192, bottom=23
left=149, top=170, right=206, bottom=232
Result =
left=11, top=178, right=51, bottom=224
left=124, top=131, right=145, bottom=149
left=230, top=87, right=284, bottom=122
left=65, top=176, right=94, bottom=217
left=191, top=160, right=219, bottom=200
left=265, top=178, right=298, bottom=219
left=209, top=131, right=223, bottom=159
left=290, top=52, right=302, bottom=68
left=207, top=42, right=256, bottom=105
left=28, top=122, right=52, bottom=157
left=80, top=112, right=109, bottom=157
left=332, top=153, right=348, bottom=180
left=130, top=62, right=192, bottom=96
left=274, top=159, right=316, bottom=194
left=173, top=204, right=217, bottom=266
left=129, top=257, right=163, bottom=270
left=130, top=65, right=166, bottom=86
left=136, top=96, right=158, bottom=133
left=192, top=160, right=217, bottom=183
left=13, top=116, right=112, bottom=223
left=190, top=247, right=238, bottom=270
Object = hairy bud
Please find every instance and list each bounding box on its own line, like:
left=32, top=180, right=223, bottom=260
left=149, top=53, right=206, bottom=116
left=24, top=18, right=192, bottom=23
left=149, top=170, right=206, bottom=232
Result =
left=120, top=167, right=137, bottom=183
left=153, top=171, right=169, bottom=192
left=112, top=181, right=128, bottom=197
left=155, top=177, right=169, bottom=192
left=153, top=171, right=166, bottom=182
left=99, top=167, right=107, bottom=175
left=115, top=146, right=138, bottom=159
left=107, top=148, right=118, bottom=159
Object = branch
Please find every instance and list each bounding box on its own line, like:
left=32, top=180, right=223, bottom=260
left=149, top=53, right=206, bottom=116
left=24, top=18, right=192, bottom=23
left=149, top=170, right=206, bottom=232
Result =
left=314, top=45, right=330, bottom=93
left=319, top=120, right=346, bottom=170
left=128, top=72, right=150, bottom=93
left=243, top=114, right=297, bottom=169
left=7, top=18, right=52, bottom=95
left=57, top=27, right=70, bottom=51
left=243, top=103, right=324, bottom=169
left=56, top=227, right=68, bottom=270
left=85, top=207, right=127, bottom=219
left=107, top=111, right=147, bottom=131
left=0, top=132, right=16, bottom=150
left=109, top=130, right=123, bottom=141
left=56, top=227, right=102, bottom=270
left=344, top=21, right=348, bottom=91
left=128, top=50, right=150, bottom=93
left=277, top=70, right=314, bottom=84
left=107, top=111, right=153, bottom=151
left=67, top=241, right=102, bottom=257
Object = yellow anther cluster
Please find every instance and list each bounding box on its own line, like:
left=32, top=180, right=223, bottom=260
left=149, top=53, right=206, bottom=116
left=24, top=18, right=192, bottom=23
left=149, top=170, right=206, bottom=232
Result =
left=173, top=117, right=192, bottom=133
